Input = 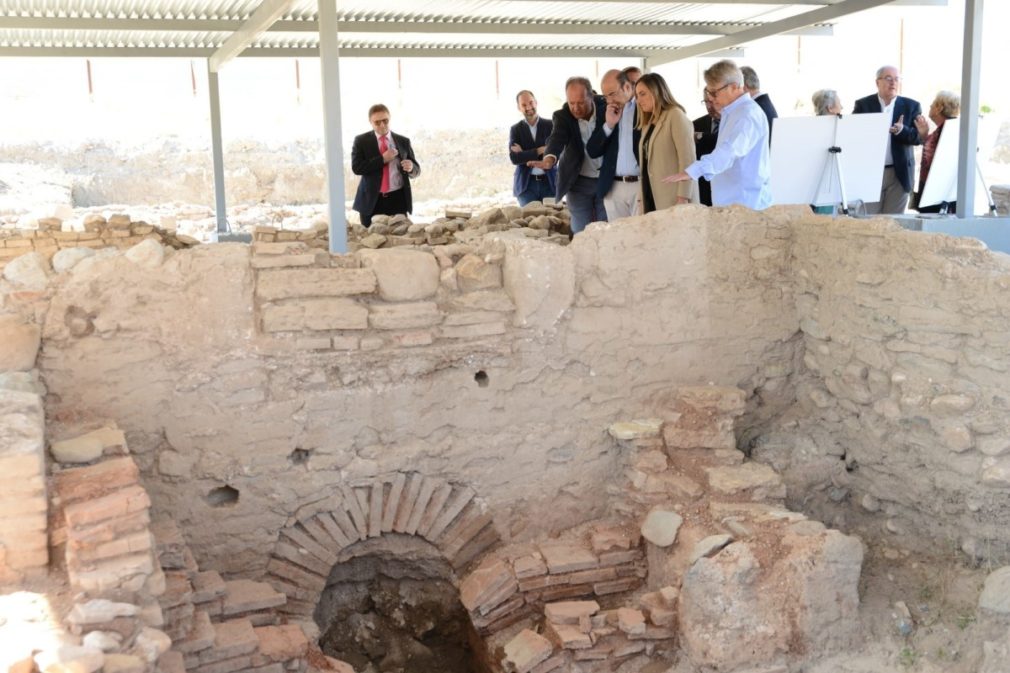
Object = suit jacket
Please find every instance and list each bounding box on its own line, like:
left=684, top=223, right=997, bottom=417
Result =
left=351, top=130, right=420, bottom=220
left=509, top=117, right=557, bottom=197
left=586, top=100, right=641, bottom=196
left=692, top=114, right=719, bottom=206
left=753, top=93, right=778, bottom=142
left=544, top=96, right=609, bottom=200
left=640, top=107, right=698, bottom=210
left=853, top=94, right=922, bottom=193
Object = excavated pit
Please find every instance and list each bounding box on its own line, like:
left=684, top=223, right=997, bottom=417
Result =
left=315, top=539, right=481, bottom=673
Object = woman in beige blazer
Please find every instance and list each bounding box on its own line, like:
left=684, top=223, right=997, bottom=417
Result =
left=635, top=73, right=699, bottom=212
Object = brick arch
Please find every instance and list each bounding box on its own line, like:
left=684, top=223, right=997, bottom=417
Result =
left=264, top=472, right=500, bottom=617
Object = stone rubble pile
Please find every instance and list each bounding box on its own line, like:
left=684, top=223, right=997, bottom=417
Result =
left=0, top=214, right=198, bottom=276
left=485, top=386, right=864, bottom=673
left=251, top=201, right=573, bottom=251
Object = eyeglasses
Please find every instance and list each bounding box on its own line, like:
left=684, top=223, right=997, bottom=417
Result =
left=877, top=76, right=900, bottom=84
left=703, top=83, right=732, bottom=98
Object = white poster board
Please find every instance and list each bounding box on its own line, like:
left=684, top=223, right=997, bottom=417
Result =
left=770, top=113, right=890, bottom=206
left=918, top=116, right=996, bottom=211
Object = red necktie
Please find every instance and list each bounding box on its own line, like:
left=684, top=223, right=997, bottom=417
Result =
left=379, top=135, right=391, bottom=194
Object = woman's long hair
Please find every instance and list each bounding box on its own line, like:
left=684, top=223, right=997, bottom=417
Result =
left=636, top=73, right=686, bottom=128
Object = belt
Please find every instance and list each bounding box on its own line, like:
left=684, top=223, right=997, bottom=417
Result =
left=615, top=175, right=639, bottom=183
left=531, top=174, right=547, bottom=181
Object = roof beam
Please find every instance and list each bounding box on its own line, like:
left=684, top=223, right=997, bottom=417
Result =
left=0, top=16, right=833, bottom=38
left=647, top=0, right=900, bottom=65
left=0, top=45, right=689, bottom=59
left=208, top=0, right=295, bottom=72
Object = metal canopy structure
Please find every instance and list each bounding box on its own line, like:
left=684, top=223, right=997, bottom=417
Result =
left=2, top=0, right=984, bottom=254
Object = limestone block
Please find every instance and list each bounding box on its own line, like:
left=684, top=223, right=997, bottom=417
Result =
left=67, top=598, right=142, bottom=622
left=979, top=567, right=1010, bottom=614
left=679, top=529, right=862, bottom=671
left=256, top=268, right=376, bottom=300
left=706, top=463, right=785, bottom=500
left=81, top=631, right=123, bottom=652
left=133, top=627, right=171, bottom=663
left=34, top=646, right=104, bottom=673
left=504, top=629, right=554, bottom=673
left=124, top=239, right=165, bottom=269
left=0, top=370, right=45, bottom=395
left=616, top=608, right=646, bottom=635
left=502, top=239, right=575, bottom=330
left=640, top=508, right=682, bottom=547
left=689, top=534, right=734, bottom=564
left=455, top=254, right=503, bottom=292
left=261, top=298, right=368, bottom=332
left=368, top=301, right=442, bottom=330
left=50, top=434, right=104, bottom=464
left=2, top=251, right=51, bottom=289
left=358, top=248, right=439, bottom=301
left=608, top=419, right=663, bottom=441
left=52, top=247, right=96, bottom=273
left=0, top=315, right=41, bottom=372
left=0, top=390, right=45, bottom=480
left=981, top=459, right=1010, bottom=488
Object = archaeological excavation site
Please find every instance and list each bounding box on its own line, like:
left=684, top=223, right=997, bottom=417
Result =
left=3, top=201, right=1010, bottom=673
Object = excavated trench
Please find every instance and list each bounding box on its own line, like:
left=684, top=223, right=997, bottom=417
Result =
left=314, top=538, right=485, bottom=673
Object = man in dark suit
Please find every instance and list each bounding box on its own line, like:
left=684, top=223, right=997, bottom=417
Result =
left=529, top=77, right=609, bottom=235
left=509, top=90, right=557, bottom=206
left=351, top=104, right=420, bottom=227
left=587, top=69, right=642, bottom=220
left=853, top=65, right=922, bottom=214
left=692, top=97, right=720, bottom=207
left=741, top=66, right=777, bottom=143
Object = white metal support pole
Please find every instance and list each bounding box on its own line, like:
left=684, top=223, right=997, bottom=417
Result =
left=207, top=61, right=228, bottom=233
left=957, top=0, right=983, bottom=218
left=318, top=0, right=347, bottom=254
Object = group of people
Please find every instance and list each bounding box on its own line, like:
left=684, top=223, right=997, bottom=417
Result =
left=348, top=62, right=962, bottom=231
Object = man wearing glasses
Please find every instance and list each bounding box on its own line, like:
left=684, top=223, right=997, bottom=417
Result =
left=663, top=60, right=770, bottom=210
left=587, top=69, right=642, bottom=220
left=351, top=104, right=421, bottom=228
left=853, top=66, right=922, bottom=215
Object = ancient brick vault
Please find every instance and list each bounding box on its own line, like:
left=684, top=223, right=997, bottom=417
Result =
left=3, top=203, right=1010, bottom=673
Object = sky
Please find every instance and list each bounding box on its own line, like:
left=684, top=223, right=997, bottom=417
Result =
left=0, top=0, right=1006, bottom=158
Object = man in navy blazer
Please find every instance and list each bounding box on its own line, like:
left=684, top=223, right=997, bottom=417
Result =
left=351, top=104, right=421, bottom=227
left=529, top=77, right=609, bottom=235
left=853, top=66, right=922, bottom=214
left=587, top=69, right=642, bottom=220
left=508, top=91, right=557, bottom=206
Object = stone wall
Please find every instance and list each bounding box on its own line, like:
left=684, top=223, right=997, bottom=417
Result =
left=1, top=204, right=799, bottom=576
left=0, top=214, right=197, bottom=276
left=770, top=216, right=1010, bottom=561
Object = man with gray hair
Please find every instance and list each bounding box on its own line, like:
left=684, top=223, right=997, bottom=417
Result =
left=529, top=77, right=609, bottom=234
left=664, top=60, right=770, bottom=210
left=853, top=65, right=922, bottom=214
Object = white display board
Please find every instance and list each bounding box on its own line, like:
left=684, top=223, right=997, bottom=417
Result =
left=918, top=116, right=996, bottom=212
left=770, top=112, right=890, bottom=207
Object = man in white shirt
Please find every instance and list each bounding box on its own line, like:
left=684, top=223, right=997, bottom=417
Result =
left=664, top=60, right=771, bottom=210
left=587, top=69, right=642, bottom=220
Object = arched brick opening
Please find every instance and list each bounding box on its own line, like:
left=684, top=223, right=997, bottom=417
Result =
left=264, top=472, right=500, bottom=619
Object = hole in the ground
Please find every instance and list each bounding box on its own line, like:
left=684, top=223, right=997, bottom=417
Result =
left=289, top=448, right=312, bottom=465
left=474, top=370, right=489, bottom=388
left=316, top=537, right=481, bottom=673
left=206, top=485, right=239, bottom=507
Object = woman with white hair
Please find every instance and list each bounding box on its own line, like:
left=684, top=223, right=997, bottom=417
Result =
left=914, top=90, right=960, bottom=213
left=812, top=89, right=843, bottom=116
